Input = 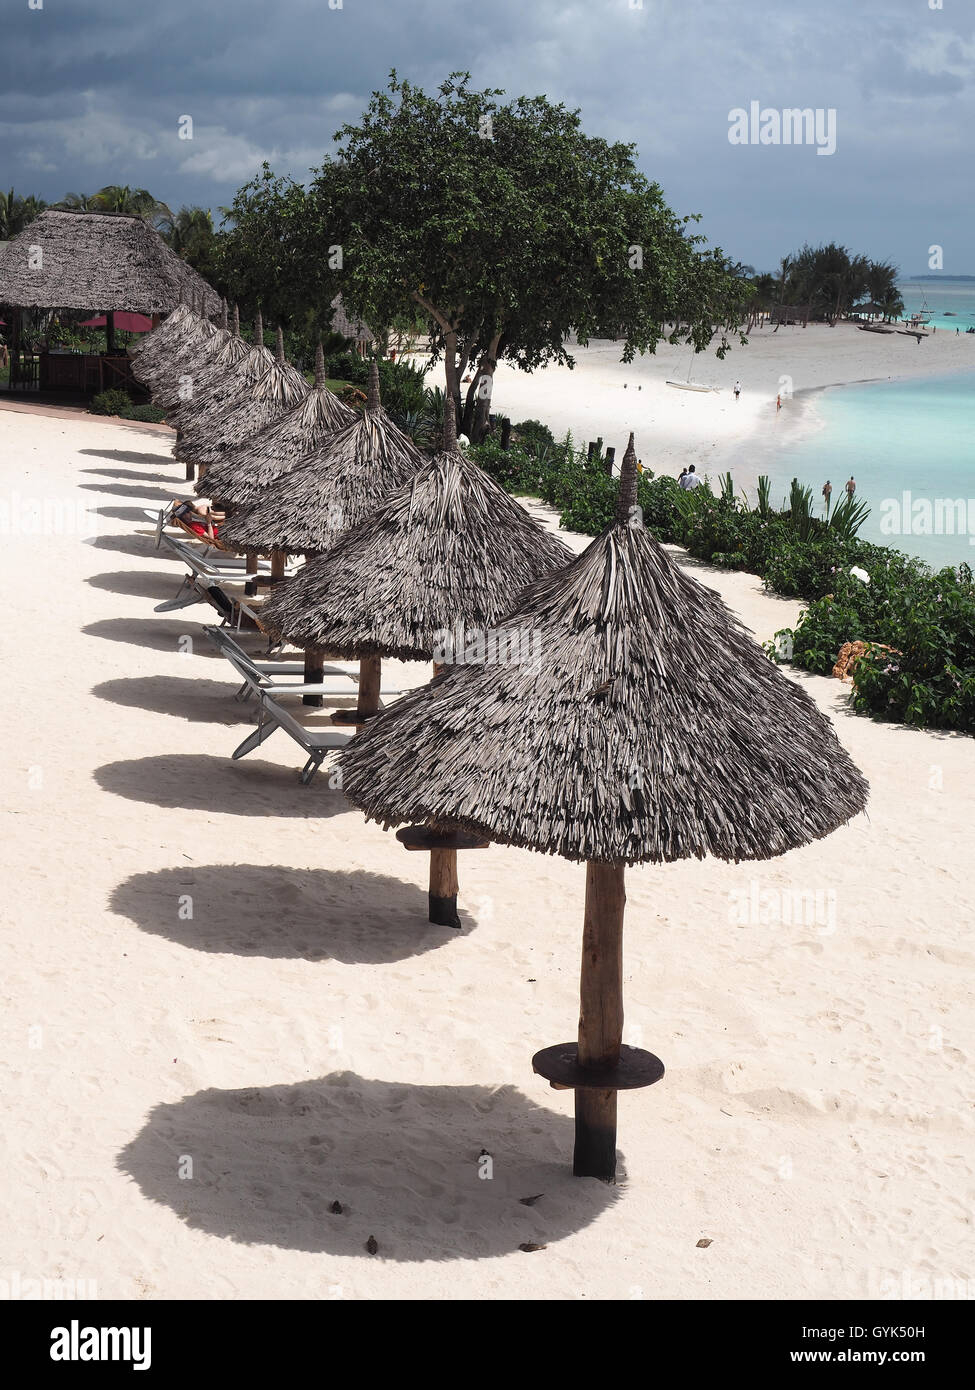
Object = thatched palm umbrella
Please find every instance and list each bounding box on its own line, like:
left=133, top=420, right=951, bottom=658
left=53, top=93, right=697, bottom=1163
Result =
left=151, top=308, right=251, bottom=420
left=221, top=359, right=428, bottom=675
left=173, top=324, right=308, bottom=478
left=128, top=299, right=210, bottom=380
left=165, top=309, right=272, bottom=434
left=334, top=435, right=870, bottom=1180
left=198, top=342, right=356, bottom=510
left=261, top=403, right=573, bottom=921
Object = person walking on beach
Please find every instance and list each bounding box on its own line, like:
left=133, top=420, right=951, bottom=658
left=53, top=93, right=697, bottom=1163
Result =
left=680, top=465, right=702, bottom=490
left=846, top=476, right=856, bottom=499
left=822, top=480, right=833, bottom=515
left=678, top=466, right=688, bottom=484
left=734, top=380, right=741, bottom=401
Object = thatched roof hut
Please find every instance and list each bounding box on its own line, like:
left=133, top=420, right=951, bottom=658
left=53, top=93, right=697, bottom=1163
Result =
left=260, top=401, right=572, bottom=658
left=198, top=343, right=356, bottom=509
left=335, top=435, right=869, bottom=1179
left=0, top=210, right=220, bottom=314
left=173, top=326, right=309, bottom=467
left=330, top=293, right=374, bottom=350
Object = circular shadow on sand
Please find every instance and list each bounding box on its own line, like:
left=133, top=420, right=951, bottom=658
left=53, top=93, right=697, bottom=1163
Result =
left=86, top=570, right=191, bottom=602
left=95, top=754, right=349, bottom=817
left=117, top=1074, right=619, bottom=1260
left=78, top=481, right=178, bottom=502
left=83, top=533, right=157, bottom=558
left=111, top=864, right=471, bottom=961
left=79, top=449, right=175, bottom=468
left=92, top=676, right=252, bottom=724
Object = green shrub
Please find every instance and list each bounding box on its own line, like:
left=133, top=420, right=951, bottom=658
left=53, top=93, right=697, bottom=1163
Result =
left=558, top=470, right=618, bottom=534
left=121, top=403, right=166, bottom=423
left=512, top=419, right=556, bottom=455
left=90, top=388, right=133, bottom=417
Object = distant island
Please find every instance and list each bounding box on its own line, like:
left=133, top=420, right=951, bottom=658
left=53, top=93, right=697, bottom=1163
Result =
left=904, top=274, right=975, bottom=281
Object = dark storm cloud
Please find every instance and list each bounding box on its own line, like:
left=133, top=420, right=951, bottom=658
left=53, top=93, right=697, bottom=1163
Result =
left=1, top=0, right=972, bottom=272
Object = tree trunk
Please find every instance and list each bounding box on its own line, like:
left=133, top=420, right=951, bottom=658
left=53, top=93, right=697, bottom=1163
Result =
left=469, top=334, right=502, bottom=444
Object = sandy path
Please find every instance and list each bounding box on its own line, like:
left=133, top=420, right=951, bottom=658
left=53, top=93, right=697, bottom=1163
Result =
left=1, top=405, right=972, bottom=1301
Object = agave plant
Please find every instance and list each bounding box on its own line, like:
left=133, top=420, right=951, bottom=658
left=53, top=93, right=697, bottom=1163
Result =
left=827, top=491, right=871, bottom=541
left=787, top=477, right=817, bottom=541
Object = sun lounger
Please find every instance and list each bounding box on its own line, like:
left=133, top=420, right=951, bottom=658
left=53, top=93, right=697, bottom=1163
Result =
left=204, top=625, right=356, bottom=700
left=231, top=692, right=354, bottom=784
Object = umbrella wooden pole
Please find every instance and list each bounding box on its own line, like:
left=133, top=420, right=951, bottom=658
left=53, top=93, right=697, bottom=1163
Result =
left=358, top=655, right=382, bottom=718
left=244, top=549, right=259, bottom=597
left=573, top=860, right=626, bottom=1181
left=428, top=657, right=460, bottom=928
left=270, top=549, right=286, bottom=582
left=303, top=645, right=325, bottom=708
left=429, top=845, right=460, bottom=928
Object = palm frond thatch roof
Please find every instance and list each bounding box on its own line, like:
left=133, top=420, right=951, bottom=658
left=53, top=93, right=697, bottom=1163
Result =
left=128, top=301, right=204, bottom=369
left=173, top=352, right=310, bottom=465
left=152, top=327, right=252, bottom=416
left=337, top=436, right=869, bottom=864
left=218, top=364, right=425, bottom=549
left=330, top=292, right=374, bottom=344
left=260, top=406, right=573, bottom=660
left=0, top=211, right=220, bottom=314
left=130, top=308, right=226, bottom=396
left=165, top=310, right=272, bottom=433
left=197, top=344, right=356, bottom=506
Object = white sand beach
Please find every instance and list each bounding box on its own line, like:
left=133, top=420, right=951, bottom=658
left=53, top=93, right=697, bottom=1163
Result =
left=481, top=323, right=975, bottom=491
left=1, top=361, right=973, bottom=1301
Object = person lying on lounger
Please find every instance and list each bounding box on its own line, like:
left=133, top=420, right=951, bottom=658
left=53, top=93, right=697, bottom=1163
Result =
left=171, top=498, right=226, bottom=541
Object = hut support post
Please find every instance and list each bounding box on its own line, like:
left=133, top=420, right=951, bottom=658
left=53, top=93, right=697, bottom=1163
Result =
left=573, top=860, right=625, bottom=1181
left=303, top=646, right=325, bottom=708
left=358, top=655, right=382, bottom=717
left=429, top=845, right=460, bottom=929
left=244, top=549, right=259, bottom=597
left=270, top=549, right=286, bottom=582
left=106, top=311, right=116, bottom=355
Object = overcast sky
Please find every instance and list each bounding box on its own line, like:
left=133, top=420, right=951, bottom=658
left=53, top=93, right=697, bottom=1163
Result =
left=2, top=0, right=971, bottom=276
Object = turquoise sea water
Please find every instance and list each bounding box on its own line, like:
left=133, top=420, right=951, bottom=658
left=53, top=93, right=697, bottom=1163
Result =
left=898, top=277, right=975, bottom=333
left=745, top=369, right=975, bottom=572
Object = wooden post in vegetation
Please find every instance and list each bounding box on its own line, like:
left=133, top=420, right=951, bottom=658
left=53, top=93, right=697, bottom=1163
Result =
left=573, top=861, right=626, bottom=1180
left=500, top=416, right=511, bottom=451
left=604, top=446, right=615, bottom=476
left=587, top=441, right=597, bottom=463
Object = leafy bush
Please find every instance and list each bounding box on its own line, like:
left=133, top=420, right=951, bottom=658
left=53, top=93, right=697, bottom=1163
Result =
left=512, top=419, right=556, bottom=455
left=121, top=403, right=166, bottom=423
left=90, top=389, right=133, bottom=416
left=558, top=469, right=618, bottom=534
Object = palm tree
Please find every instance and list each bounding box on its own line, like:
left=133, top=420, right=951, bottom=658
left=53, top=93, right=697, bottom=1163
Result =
left=0, top=188, right=47, bottom=239
left=157, top=205, right=213, bottom=254
left=90, top=185, right=172, bottom=227
left=56, top=191, right=97, bottom=212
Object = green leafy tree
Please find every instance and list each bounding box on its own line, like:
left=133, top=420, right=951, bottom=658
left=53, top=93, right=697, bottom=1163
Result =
left=308, top=72, right=750, bottom=439
left=219, top=166, right=326, bottom=326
